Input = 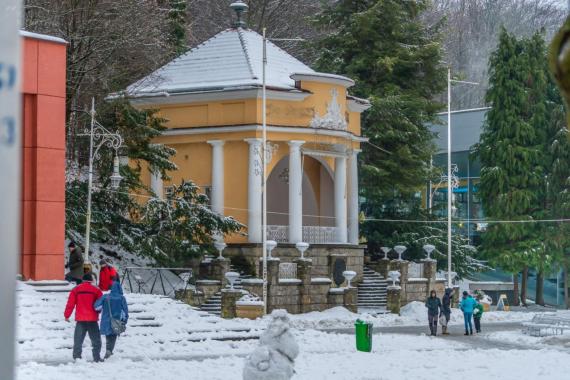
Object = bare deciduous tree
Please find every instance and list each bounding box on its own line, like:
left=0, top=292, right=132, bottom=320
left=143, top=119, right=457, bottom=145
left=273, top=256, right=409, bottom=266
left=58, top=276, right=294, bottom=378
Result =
left=426, top=0, right=566, bottom=109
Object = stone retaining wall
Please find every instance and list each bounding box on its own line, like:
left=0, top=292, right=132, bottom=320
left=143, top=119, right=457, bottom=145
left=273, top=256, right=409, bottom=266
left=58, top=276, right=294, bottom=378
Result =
left=224, top=243, right=365, bottom=283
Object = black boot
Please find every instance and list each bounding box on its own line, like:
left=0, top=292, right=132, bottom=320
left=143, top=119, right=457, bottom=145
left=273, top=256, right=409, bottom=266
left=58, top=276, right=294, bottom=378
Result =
left=464, top=331, right=469, bottom=336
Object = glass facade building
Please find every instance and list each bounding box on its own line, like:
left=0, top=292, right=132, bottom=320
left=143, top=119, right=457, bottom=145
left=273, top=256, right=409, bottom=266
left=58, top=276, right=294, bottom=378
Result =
left=427, top=108, right=488, bottom=245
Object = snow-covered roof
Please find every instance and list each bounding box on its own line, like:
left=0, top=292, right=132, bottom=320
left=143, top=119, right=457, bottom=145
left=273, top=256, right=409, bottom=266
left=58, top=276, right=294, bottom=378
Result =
left=126, top=28, right=351, bottom=97
left=20, top=30, right=67, bottom=44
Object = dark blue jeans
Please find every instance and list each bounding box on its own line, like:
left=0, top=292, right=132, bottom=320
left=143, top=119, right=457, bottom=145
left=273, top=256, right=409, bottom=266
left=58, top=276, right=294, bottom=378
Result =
left=463, top=312, right=473, bottom=333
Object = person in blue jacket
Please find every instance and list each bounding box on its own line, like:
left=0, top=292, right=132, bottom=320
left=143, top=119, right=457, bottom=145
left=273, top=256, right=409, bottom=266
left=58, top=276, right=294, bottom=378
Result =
left=95, top=281, right=128, bottom=359
left=459, top=291, right=477, bottom=336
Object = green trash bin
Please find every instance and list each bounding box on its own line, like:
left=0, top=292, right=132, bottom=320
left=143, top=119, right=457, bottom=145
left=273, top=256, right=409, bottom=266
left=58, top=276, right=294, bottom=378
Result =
left=355, top=319, right=373, bottom=352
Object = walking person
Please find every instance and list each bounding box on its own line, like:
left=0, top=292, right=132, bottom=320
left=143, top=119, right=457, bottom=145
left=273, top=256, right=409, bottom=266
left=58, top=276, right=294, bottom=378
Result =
left=64, top=273, right=104, bottom=362
left=459, top=291, right=477, bottom=336
left=425, top=290, right=442, bottom=336
left=98, top=259, right=119, bottom=291
left=441, top=288, right=453, bottom=335
left=65, top=242, right=84, bottom=284
left=95, top=281, right=129, bottom=359
left=473, top=296, right=484, bottom=333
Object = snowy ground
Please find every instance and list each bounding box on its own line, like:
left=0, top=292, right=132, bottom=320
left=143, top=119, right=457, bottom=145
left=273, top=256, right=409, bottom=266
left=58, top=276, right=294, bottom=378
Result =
left=16, top=282, right=570, bottom=380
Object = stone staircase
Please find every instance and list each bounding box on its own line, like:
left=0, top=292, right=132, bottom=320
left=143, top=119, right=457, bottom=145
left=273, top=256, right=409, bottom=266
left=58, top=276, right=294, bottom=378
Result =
left=199, top=271, right=245, bottom=316
left=357, top=266, right=388, bottom=313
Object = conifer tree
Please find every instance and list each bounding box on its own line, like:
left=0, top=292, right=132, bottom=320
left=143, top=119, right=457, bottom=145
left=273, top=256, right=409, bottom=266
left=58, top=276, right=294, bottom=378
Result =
left=167, top=0, right=188, bottom=56
left=547, top=28, right=570, bottom=308
left=477, top=29, right=547, bottom=305
left=313, top=0, right=446, bottom=253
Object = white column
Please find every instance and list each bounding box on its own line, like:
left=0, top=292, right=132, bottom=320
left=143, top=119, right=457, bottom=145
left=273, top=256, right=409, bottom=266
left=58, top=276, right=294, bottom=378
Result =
left=288, top=140, right=304, bottom=243
left=245, top=138, right=262, bottom=243
left=150, top=169, right=164, bottom=199
left=207, top=140, right=225, bottom=215
left=334, top=153, right=348, bottom=243
left=347, top=149, right=361, bottom=244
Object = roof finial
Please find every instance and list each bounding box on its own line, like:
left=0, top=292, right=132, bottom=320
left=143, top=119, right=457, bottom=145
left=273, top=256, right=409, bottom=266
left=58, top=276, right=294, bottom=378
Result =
left=230, top=1, right=248, bottom=28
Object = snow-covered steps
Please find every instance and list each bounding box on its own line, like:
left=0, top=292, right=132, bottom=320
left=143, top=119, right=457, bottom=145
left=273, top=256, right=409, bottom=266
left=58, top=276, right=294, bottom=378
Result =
left=198, top=270, right=248, bottom=316
left=24, top=280, right=75, bottom=293
left=357, top=267, right=388, bottom=313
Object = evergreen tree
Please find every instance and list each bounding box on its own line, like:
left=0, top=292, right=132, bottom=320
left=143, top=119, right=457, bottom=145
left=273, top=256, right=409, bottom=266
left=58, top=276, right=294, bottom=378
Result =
left=167, top=0, right=188, bottom=56
left=313, top=0, right=446, bottom=253
left=548, top=26, right=570, bottom=308
left=128, top=181, right=243, bottom=266
left=65, top=101, right=242, bottom=266
left=477, top=29, right=547, bottom=305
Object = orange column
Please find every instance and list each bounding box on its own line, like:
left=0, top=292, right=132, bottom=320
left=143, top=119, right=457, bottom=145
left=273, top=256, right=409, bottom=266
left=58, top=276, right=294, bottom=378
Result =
left=21, top=34, right=66, bottom=280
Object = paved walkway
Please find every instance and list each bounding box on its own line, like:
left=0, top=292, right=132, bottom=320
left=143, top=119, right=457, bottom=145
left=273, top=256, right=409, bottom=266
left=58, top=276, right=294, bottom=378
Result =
left=321, top=322, right=536, bottom=351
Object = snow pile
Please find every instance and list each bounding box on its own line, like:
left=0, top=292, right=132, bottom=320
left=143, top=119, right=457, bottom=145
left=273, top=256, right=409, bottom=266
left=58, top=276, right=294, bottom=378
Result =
left=287, top=302, right=537, bottom=330
left=400, top=301, right=428, bottom=322
left=484, top=330, right=570, bottom=349
left=238, top=294, right=264, bottom=306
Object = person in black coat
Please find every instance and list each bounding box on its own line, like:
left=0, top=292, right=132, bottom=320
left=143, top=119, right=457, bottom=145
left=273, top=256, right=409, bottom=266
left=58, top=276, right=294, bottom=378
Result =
left=441, top=288, right=453, bottom=335
left=425, top=290, right=442, bottom=336
left=65, top=242, right=84, bottom=284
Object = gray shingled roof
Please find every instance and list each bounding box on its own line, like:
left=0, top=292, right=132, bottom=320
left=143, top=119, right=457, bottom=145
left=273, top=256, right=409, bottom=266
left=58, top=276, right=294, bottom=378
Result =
left=126, top=28, right=314, bottom=96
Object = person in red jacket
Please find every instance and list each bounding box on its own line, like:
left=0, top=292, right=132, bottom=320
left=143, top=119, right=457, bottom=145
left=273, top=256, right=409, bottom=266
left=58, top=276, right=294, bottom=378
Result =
left=98, top=259, right=119, bottom=291
left=64, top=273, right=104, bottom=362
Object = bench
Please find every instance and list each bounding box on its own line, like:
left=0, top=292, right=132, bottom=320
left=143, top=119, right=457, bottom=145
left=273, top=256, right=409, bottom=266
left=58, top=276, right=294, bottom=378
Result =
left=522, top=313, right=570, bottom=337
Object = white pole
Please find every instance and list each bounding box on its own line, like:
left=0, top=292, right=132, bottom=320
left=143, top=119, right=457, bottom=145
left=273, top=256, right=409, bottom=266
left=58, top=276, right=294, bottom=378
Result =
left=428, top=156, right=433, bottom=212
left=84, top=98, right=96, bottom=266
left=447, top=67, right=452, bottom=288
left=0, top=1, right=21, bottom=378
left=261, top=28, right=268, bottom=315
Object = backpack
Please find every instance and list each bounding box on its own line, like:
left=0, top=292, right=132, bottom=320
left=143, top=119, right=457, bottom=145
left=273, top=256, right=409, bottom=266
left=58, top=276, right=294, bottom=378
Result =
left=107, top=297, right=127, bottom=335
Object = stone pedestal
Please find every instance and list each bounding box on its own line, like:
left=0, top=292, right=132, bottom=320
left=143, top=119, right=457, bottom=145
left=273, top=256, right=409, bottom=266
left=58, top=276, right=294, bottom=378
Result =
left=376, top=258, right=390, bottom=279
left=174, top=289, right=203, bottom=307
left=212, top=258, right=230, bottom=284
left=343, top=287, right=358, bottom=313
left=263, top=258, right=280, bottom=285
left=221, top=289, right=242, bottom=319
left=387, top=286, right=401, bottom=315
left=389, top=260, right=408, bottom=303
left=452, top=286, right=460, bottom=306
left=295, top=258, right=312, bottom=313
left=422, top=259, right=437, bottom=297
left=196, top=280, right=222, bottom=301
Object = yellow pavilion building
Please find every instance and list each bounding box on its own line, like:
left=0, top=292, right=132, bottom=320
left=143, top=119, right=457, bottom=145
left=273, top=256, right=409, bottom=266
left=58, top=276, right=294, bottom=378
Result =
left=125, top=7, right=370, bottom=249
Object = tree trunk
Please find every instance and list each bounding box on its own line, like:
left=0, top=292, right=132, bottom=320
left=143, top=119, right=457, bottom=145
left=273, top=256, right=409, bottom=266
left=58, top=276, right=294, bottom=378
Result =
left=521, top=266, right=528, bottom=306
left=513, top=272, right=520, bottom=306
left=536, top=270, right=545, bottom=306
left=564, top=263, right=570, bottom=309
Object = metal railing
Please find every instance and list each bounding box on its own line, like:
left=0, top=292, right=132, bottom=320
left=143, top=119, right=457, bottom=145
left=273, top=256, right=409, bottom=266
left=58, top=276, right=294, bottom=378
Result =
left=408, top=262, right=424, bottom=278
left=267, top=225, right=338, bottom=244
left=121, top=267, right=193, bottom=298
left=278, top=263, right=298, bottom=279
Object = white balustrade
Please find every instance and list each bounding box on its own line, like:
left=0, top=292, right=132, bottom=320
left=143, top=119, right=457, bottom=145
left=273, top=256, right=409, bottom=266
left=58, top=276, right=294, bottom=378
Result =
left=267, top=225, right=339, bottom=244
left=279, top=263, right=298, bottom=279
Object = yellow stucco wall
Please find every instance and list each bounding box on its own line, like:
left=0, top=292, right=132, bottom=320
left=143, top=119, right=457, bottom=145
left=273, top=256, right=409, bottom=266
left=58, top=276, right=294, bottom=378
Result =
left=134, top=79, right=365, bottom=243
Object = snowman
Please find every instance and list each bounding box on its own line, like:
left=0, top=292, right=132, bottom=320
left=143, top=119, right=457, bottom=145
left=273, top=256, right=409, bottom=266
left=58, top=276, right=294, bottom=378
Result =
left=243, top=309, right=299, bottom=380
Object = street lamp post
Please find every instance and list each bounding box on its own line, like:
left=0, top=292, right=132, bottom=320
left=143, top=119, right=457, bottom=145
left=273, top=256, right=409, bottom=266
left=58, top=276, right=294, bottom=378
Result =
left=446, top=67, right=478, bottom=288
left=82, top=98, right=123, bottom=270
left=260, top=28, right=305, bottom=315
